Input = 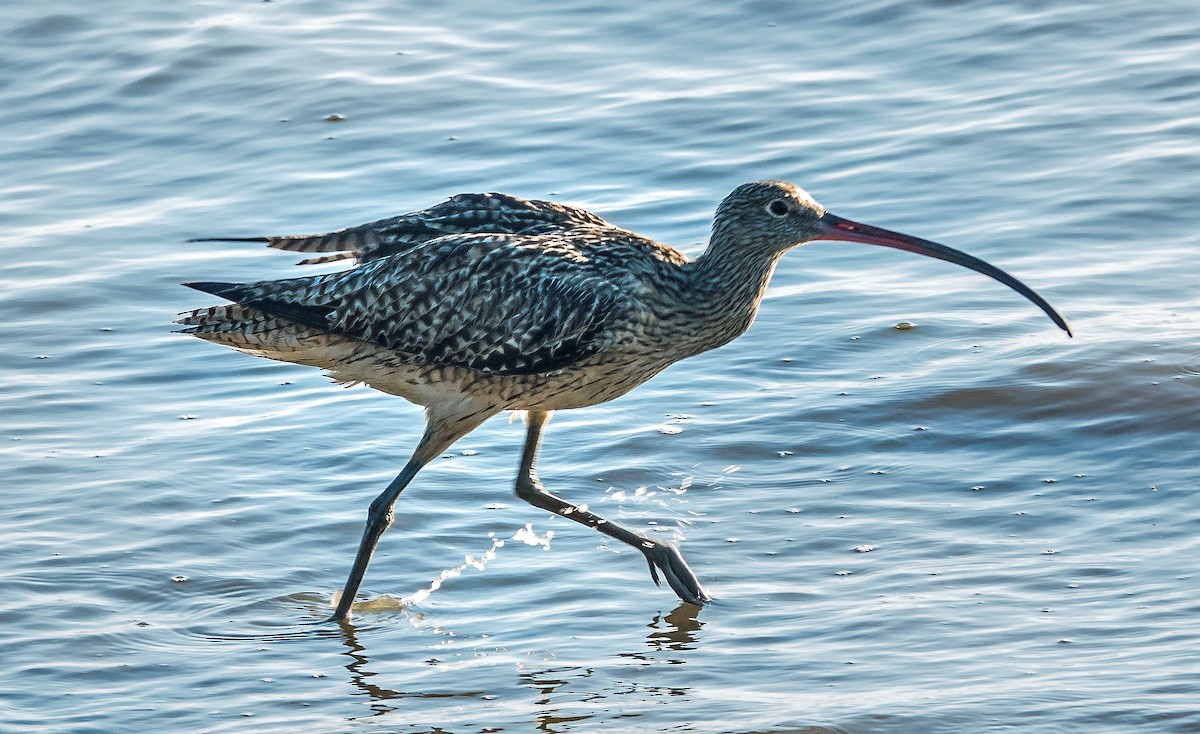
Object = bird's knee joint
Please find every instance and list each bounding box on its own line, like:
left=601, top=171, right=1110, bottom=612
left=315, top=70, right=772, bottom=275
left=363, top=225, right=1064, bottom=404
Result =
left=513, top=474, right=547, bottom=501
left=366, top=499, right=394, bottom=528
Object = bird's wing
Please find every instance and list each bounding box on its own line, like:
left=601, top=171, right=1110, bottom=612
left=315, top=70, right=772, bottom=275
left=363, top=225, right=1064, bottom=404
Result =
left=185, top=231, right=636, bottom=375
left=189, top=192, right=620, bottom=266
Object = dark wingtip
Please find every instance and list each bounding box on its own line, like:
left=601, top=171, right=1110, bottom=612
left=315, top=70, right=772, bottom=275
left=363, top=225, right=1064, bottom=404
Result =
left=183, top=281, right=243, bottom=300
left=185, top=236, right=270, bottom=243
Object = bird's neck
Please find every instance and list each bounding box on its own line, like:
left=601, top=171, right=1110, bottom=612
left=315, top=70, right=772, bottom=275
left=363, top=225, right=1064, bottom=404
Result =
left=677, top=238, right=785, bottom=356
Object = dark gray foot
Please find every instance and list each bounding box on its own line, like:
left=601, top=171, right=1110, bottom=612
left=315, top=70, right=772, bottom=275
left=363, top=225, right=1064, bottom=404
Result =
left=641, top=541, right=711, bottom=605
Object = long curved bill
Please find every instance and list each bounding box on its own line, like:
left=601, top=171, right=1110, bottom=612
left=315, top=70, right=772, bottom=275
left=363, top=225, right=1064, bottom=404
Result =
left=818, top=212, right=1072, bottom=337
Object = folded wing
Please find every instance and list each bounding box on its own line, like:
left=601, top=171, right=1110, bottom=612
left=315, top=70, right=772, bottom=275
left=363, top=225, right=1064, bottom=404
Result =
left=181, top=231, right=631, bottom=376
left=189, top=192, right=619, bottom=266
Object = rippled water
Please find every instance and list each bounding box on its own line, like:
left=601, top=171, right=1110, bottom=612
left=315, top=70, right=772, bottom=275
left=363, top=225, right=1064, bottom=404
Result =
left=4, top=1, right=1200, bottom=732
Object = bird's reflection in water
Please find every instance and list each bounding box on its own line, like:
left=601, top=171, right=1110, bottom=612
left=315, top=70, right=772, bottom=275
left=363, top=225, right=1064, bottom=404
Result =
left=516, top=665, right=597, bottom=732
left=615, top=601, right=704, bottom=666
left=337, top=620, right=403, bottom=714
left=646, top=602, right=703, bottom=654
left=334, top=613, right=489, bottom=720
left=513, top=603, right=703, bottom=731
left=323, top=600, right=705, bottom=732
left=198, top=586, right=710, bottom=731
left=736, top=729, right=850, bottom=734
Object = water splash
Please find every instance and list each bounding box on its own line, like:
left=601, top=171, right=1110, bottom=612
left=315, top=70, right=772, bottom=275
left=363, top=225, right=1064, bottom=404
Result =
left=512, top=522, right=555, bottom=549
left=409, top=532, right=506, bottom=605
left=408, top=524, right=555, bottom=604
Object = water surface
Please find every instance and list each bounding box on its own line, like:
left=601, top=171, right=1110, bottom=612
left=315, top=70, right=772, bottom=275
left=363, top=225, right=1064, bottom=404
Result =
left=3, top=1, right=1200, bottom=732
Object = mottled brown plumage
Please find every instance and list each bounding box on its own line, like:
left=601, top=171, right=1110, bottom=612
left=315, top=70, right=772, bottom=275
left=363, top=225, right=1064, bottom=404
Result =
left=179, top=180, right=1069, bottom=620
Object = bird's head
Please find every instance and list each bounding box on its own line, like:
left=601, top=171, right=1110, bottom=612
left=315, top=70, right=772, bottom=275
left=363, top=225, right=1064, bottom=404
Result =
left=712, top=180, right=829, bottom=254
left=710, top=179, right=1072, bottom=336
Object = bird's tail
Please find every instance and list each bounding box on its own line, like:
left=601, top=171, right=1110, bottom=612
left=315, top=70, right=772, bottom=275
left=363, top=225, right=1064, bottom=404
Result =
left=176, top=301, right=357, bottom=367
left=187, top=229, right=366, bottom=265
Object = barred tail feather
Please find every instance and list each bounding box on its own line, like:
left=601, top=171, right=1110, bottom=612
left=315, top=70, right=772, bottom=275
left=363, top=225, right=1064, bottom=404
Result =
left=187, top=226, right=378, bottom=265
left=175, top=303, right=357, bottom=367
left=262, top=227, right=377, bottom=255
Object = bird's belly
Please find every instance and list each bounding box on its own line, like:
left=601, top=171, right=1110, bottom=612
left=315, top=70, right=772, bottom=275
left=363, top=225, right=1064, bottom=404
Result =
left=327, top=344, right=666, bottom=412
left=505, top=355, right=668, bottom=411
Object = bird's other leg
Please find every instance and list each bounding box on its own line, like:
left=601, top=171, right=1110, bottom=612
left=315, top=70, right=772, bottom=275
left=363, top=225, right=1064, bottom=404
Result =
left=514, top=410, right=710, bottom=605
left=331, top=404, right=495, bottom=622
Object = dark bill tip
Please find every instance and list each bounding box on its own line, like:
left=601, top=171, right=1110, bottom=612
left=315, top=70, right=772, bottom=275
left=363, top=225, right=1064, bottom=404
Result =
left=818, top=212, right=1072, bottom=337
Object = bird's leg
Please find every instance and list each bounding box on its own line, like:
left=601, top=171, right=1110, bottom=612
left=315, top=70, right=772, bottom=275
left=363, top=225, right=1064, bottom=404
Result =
left=331, top=406, right=493, bottom=621
left=330, top=458, right=425, bottom=621
left=513, top=410, right=710, bottom=605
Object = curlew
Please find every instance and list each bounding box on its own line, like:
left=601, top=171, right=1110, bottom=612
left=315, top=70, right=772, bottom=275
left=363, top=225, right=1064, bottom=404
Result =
left=178, top=180, right=1070, bottom=620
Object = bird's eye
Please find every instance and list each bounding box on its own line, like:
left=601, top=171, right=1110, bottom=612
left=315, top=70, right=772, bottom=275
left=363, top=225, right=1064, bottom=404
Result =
left=766, top=199, right=790, bottom=217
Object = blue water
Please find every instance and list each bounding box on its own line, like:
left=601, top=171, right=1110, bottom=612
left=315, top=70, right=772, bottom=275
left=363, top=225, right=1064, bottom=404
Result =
left=3, top=1, right=1200, bottom=732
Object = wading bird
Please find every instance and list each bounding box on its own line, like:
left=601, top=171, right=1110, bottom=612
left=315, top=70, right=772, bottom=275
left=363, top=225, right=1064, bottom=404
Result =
left=179, top=180, right=1070, bottom=620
